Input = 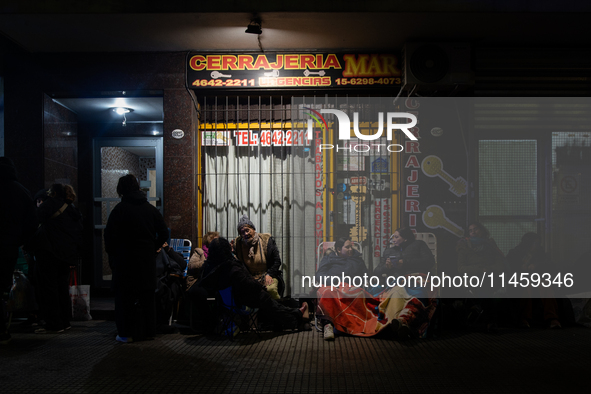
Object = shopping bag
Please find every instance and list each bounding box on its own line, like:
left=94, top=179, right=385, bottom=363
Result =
left=69, top=268, right=92, bottom=321
left=7, top=270, right=37, bottom=313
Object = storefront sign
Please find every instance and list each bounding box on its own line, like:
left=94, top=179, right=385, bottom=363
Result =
left=202, top=131, right=230, bottom=146
left=188, top=52, right=401, bottom=89
left=373, top=198, right=391, bottom=258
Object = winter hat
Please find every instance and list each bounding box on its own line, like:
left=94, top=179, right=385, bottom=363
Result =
left=237, top=214, right=255, bottom=233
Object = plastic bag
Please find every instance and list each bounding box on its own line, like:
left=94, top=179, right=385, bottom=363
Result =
left=69, top=268, right=92, bottom=321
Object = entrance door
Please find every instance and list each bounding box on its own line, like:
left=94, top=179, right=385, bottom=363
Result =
left=92, top=137, right=163, bottom=286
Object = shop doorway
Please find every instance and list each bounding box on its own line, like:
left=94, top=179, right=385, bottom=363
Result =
left=92, top=137, right=163, bottom=286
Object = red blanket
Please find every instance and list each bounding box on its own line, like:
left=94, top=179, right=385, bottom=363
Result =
left=316, top=282, right=437, bottom=338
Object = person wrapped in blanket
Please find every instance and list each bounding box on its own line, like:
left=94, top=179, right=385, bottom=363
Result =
left=191, top=237, right=308, bottom=334
left=234, top=215, right=284, bottom=299
left=315, top=230, right=437, bottom=341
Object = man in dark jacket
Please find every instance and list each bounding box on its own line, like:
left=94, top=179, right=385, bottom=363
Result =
left=0, top=157, right=36, bottom=344
left=104, top=174, right=168, bottom=343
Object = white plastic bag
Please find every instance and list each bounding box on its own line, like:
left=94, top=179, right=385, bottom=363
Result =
left=69, top=268, right=92, bottom=321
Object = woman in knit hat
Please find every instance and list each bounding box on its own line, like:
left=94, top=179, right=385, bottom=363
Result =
left=234, top=215, right=284, bottom=299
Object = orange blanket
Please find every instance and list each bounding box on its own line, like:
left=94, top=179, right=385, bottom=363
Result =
left=316, top=282, right=437, bottom=337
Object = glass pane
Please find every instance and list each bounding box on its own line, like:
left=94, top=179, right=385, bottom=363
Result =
left=551, top=132, right=591, bottom=267
left=479, top=140, right=537, bottom=216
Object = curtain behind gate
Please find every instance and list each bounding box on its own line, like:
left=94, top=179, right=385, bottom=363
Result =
left=203, top=128, right=318, bottom=296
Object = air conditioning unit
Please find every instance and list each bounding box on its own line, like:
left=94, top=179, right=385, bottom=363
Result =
left=403, top=42, right=473, bottom=87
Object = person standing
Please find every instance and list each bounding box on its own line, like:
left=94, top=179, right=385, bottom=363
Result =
left=33, top=183, right=83, bottom=333
left=0, top=157, right=36, bottom=344
left=104, top=174, right=168, bottom=343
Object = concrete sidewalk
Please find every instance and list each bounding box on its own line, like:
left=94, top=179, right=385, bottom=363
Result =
left=1, top=316, right=589, bottom=394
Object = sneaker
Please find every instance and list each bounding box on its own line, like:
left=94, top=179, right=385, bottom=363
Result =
left=324, top=324, right=335, bottom=341
left=0, top=332, right=11, bottom=345
left=115, top=335, right=133, bottom=343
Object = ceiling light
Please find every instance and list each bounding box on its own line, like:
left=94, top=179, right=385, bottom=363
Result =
left=245, top=18, right=262, bottom=35
left=113, top=107, right=132, bottom=115
left=111, top=107, right=134, bottom=126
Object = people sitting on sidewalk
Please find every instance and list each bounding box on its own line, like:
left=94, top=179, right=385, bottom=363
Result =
left=193, top=237, right=308, bottom=334
left=315, top=232, right=436, bottom=341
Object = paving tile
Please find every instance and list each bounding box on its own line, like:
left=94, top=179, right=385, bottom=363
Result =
left=1, top=319, right=589, bottom=393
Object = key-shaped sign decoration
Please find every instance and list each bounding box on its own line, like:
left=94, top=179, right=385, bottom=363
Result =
left=211, top=71, right=232, bottom=79
left=421, top=155, right=467, bottom=197
left=303, top=69, right=326, bottom=77
left=422, top=205, right=464, bottom=237
left=264, top=70, right=280, bottom=78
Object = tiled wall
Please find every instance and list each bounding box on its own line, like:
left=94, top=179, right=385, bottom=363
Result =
left=43, top=95, right=78, bottom=194
left=139, top=157, right=156, bottom=181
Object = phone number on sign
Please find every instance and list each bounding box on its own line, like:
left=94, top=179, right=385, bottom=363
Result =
left=335, top=77, right=401, bottom=86
left=192, top=79, right=255, bottom=87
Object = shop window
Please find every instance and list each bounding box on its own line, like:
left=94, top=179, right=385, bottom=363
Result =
left=478, top=140, right=538, bottom=254
left=551, top=132, right=591, bottom=267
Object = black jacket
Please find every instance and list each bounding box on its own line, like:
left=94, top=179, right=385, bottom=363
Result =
left=198, top=255, right=270, bottom=308
left=35, top=196, right=83, bottom=264
left=104, top=190, right=169, bottom=290
left=374, top=240, right=435, bottom=276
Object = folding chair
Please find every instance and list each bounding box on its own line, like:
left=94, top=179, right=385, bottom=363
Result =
left=216, top=286, right=260, bottom=339
left=166, top=238, right=192, bottom=325
left=169, top=238, right=192, bottom=276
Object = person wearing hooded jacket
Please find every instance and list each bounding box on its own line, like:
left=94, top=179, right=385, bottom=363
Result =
left=33, top=183, right=83, bottom=333
left=198, top=237, right=308, bottom=333
left=104, top=174, right=168, bottom=343
left=0, top=157, right=36, bottom=344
